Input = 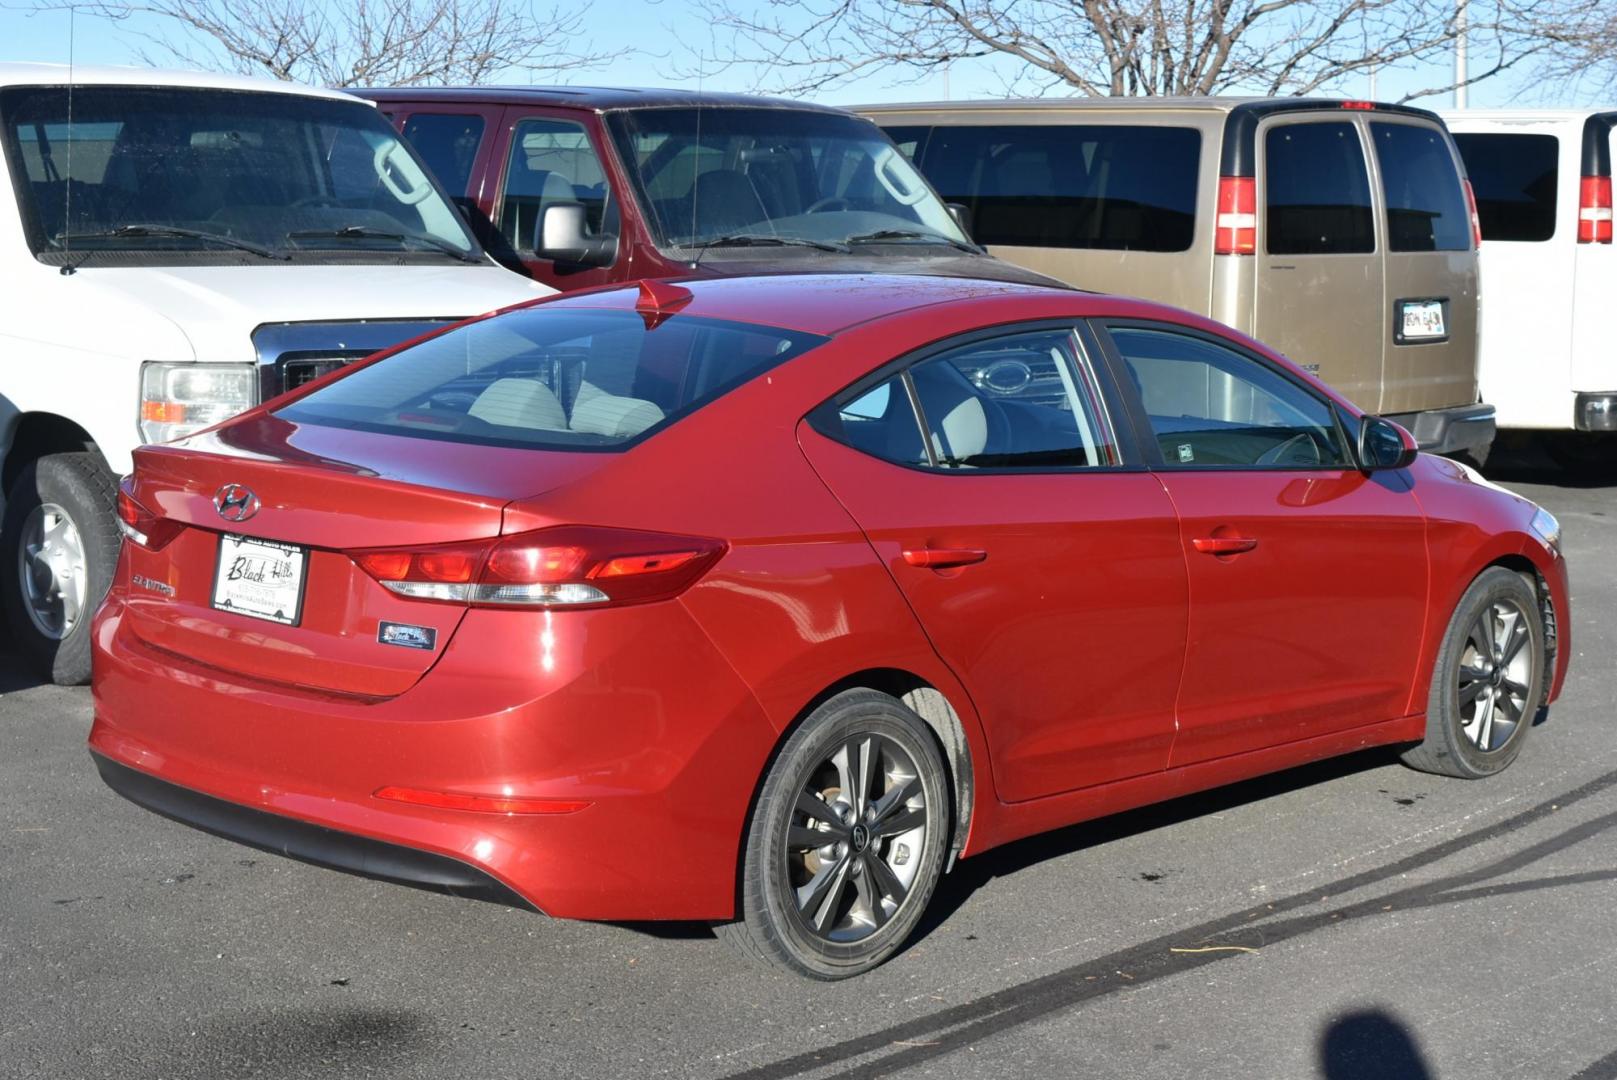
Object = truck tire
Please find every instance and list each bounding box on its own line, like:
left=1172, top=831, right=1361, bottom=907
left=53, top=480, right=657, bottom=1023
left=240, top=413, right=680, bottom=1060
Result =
left=1, top=453, right=120, bottom=685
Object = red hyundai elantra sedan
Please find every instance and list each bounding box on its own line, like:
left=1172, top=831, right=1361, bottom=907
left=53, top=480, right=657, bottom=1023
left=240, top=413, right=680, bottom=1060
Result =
left=90, top=274, right=1570, bottom=978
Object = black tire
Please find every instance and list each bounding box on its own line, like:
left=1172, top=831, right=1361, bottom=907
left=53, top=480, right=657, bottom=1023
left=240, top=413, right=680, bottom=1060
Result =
left=718, top=689, right=951, bottom=979
left=0, top=452, right=120, bottom=686
left=1402, top=567, right=1544, bottom=779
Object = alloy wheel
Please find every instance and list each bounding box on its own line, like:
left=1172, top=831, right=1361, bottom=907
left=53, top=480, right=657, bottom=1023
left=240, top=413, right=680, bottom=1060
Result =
left=784, top=733, right=928, bottom=944
left=1455, top=598, right=1534, bottom=753
left=17, top=502, right=87, bottom=641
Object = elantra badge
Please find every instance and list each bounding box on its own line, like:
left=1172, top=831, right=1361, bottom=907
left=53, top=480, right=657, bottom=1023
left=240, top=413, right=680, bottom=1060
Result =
left=214, top=483, right=260, bottom=523
left=378, top=621, right=437, bottom=651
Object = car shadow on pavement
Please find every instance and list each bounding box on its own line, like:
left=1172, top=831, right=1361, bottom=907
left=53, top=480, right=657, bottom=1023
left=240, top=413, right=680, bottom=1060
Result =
left=911, top=746, right=1408, bottom=944
left=1319, top=1008, right=1434, bottom=1080
left=0, top=651, right=49, bottom=694
left=1484, top=434, right=1617, bottom=489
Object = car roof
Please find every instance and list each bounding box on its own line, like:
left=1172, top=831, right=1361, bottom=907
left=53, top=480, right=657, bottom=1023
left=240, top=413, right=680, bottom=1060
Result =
left=0, top=62, right=359, bottom=103
left=528, top=273, right=1186, bottom=337
left=355, top=85, right=848, bottom=114
left=858, top=96, right=1432, bottom=117
left=1440, top=108, right=1617, bottom=122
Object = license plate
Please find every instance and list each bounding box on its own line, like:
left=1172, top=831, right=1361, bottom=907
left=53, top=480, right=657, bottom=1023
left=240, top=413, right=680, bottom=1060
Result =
left=212, top=534, right=307, bottom=626
left=1400, top=300, right=1446, bottom=341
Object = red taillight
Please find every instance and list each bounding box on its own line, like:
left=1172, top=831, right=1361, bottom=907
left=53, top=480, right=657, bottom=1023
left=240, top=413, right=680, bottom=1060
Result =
left=1215, top=176, right=1257, bottom=256
left=115, top=477, right=182, bottom=550
left=1463, top=179, right=1483, bottom=248
left=374, top=785, right=590, bottom=815
left=1340, top=100, right=1376, bottom=110
left=350, top=526, right=726, bottom=609
left=1579, top=176, right=1613, bottom=244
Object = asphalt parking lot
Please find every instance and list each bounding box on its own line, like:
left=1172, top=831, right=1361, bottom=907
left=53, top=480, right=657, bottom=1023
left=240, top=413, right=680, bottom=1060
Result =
left=2, top=440, right=1614, bottom=1080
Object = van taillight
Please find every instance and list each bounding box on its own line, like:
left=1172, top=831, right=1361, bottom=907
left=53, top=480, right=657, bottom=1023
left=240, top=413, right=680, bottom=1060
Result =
left=1463, top=179, right=1483, bottom=248
left=1579, top=176, right=1613, bottom=244
left=115, top=478, right=182, bottom=551
left=1215, top=176, right=1257, bottom=256
left=351, top=526, right=727, bottom=608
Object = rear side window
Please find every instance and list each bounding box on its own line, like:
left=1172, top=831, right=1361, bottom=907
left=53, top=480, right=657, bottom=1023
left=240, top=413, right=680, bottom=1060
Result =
left=278, top=309, right=824, bottom=450
left=1452, top=132, right=1559, bottom=242
left=909, top=125, right=1200, bottom=252
left=815, top=329, right=1120, bottom=469
left=1265, top=122, right=1375, bottom=255
left=400, top=113, right=486, bottom=195
left=1372, top=122, right=1472, bottom=252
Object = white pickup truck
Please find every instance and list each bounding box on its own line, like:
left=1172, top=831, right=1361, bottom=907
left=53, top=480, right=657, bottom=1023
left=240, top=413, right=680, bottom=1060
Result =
left=0, top=64, right=549, bottom=684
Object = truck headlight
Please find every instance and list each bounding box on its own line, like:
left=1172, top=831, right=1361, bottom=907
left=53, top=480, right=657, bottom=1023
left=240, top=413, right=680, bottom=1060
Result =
left=139, top=363, right=258, bottom=444
left=1530, top=507, right=1561, bottom=556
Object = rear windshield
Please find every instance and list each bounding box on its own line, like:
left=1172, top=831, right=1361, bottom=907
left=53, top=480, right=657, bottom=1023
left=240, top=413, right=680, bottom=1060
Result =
left=1371, top=122, right=1471, bottom=252
left=276, top=307, right=826, bottom=451
left=887, top=124, right=1201, bottom=252
left=1264, top=122, right=1375, bottom=255
left=1452, top=132, right=1559, bottom=243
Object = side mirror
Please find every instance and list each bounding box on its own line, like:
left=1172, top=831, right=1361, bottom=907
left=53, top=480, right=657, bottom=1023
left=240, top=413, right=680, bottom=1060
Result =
left=945, top=202, right=973, bottom=241
left=1357, top=415, right=1418, bottom=471
left=533, top=203, right=614, bottom=267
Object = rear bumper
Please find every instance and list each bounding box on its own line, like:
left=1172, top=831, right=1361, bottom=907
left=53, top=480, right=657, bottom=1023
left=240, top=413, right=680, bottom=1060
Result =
left=89, top=591, right=778, bottom=921
left=1386, top=403, right=1496, bottom=456
left=92, top=751, right=533, bottom=909
left=1574, top=392, right=1617, bottom=432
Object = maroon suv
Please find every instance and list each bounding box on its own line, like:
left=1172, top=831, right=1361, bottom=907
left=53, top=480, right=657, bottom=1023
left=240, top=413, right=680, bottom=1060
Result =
left=357, top=87, right=1056, bottom=292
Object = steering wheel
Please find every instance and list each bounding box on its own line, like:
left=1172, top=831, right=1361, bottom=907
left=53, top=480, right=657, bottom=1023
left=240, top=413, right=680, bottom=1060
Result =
left=1255, top=432, right=1323, bottom=467
left=804, top=196, right=851, bottom=214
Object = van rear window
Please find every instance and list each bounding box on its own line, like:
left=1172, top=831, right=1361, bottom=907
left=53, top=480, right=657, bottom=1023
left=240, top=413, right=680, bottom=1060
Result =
left=1452, top=132, right=1559, bottom=243
left=277, top=308, right=825, bottom=451
left=899, top=125, right=1201, bottom=252
left=1371, top=122, right=1472, bottom=252
left=1264, top=122, right=1375, bottom=256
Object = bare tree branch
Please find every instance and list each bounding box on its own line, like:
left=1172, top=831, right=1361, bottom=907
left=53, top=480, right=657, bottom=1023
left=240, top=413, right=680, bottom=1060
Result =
left=43, top=0, right=623, bottom=87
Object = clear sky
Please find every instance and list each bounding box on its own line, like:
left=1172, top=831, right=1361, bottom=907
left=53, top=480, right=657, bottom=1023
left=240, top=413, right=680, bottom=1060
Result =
left=0, top=0, right=1603, bottom=109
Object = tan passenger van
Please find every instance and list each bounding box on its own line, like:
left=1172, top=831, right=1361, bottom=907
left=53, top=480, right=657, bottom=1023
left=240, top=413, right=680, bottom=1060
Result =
left=863, top=99, right=1493, bottom=457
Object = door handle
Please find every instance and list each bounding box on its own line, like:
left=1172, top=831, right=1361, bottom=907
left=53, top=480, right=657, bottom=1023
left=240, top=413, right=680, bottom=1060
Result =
left=1192, top=536, right=1259, bottom=556
left=902, top=547, right=989, bottom=569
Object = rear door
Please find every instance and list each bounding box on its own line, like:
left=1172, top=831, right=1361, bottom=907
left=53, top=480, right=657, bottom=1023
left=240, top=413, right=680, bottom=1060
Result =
left=1369, top=118, right=1480, bottom=416
left=1254, top=116, right=1386, bottom=407
left=1097, top=320, right=1428, bottom=765
left=798, top=323, right=1188, bottom=803
left=1450, top=124, right=1573, bottom=428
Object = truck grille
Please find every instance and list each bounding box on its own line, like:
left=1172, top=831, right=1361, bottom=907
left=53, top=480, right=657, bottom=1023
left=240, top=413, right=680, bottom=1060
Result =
left=282, top=356, right=360, bottom=392
left=252, top=320, right=458, bottom=403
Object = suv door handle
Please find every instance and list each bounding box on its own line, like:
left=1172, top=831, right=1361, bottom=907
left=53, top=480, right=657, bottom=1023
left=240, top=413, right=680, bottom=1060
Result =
left=902, top=547, right=989, bottom=569
left=1192, top=536, right=1259, bottom=556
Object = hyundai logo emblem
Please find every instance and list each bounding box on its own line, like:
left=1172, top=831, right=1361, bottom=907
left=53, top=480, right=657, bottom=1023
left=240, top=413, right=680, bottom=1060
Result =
left=214, top=483, right=261, bottom=523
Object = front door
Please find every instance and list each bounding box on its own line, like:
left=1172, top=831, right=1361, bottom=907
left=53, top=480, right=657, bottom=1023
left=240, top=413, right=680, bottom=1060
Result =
left=798, top=324, right=1189, bottom=803
left=1253, top=117, right=1387, bottom=408
left=1098, top=321, right=1428, bottom=766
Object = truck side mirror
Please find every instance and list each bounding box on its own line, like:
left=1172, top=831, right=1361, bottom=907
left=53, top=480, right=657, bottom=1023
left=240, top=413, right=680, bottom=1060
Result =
left=945, top=202, right=973, bottom=241
left=1357, top=415, right=1418, bottom=471
left=534, top=203, right=614, bottom=267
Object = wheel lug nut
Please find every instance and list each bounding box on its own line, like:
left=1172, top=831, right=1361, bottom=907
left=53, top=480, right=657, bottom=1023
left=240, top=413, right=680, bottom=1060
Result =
left=893, top=843, right=910, bottom=866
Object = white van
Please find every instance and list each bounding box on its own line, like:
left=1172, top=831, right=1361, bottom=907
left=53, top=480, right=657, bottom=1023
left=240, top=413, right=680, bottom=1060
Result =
left=0, top=64, right=549, bottom=683
left=1441, top=109, right=1616, bottom=470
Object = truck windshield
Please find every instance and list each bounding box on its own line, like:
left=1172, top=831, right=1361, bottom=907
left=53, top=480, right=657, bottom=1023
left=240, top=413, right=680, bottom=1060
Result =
left=606, top=108, right=971, bottom=253
left=0, top=86, right=479, bottom=266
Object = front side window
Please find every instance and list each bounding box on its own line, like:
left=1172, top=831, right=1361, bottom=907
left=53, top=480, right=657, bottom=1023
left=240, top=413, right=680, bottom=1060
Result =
left=906, top=124, right=1201, bottom=252
left=1107, top=325, right=1348, bottom=468
left=401, top=112, right=487, bottom=196
left=498, top=118, right=617, bottom=254
left=816, top=329, right=1119, bottom=470
left=278, top=308, right=824, bottom=451
left=0, top=86, right=478, bottom=266
left=606, top=108, right=966, bottom=251
left=1372, top=122, right=1472, bottom=252
left=1452, top=132, right=1558, bottom=243
left=1265, top=122, right=1375, bottom=255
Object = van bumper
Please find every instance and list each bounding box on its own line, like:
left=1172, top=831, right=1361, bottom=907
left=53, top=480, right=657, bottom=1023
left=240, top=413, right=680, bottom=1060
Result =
left=1386, top=403, right=1496, bottom=456
left=1574, top=393, right=1617, bottom=432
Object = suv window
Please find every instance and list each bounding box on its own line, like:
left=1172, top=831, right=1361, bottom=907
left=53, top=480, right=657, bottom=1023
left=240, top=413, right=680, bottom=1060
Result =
left=1372, top=122, right=1471, bottom=252
left=904, top=125, right=1200, bottom=252
left=1107, top=325, right=1348, bottom=468
left=401, top=113, right=486, bottom=196
left=1452, top=132, right=1559, bottom=243
left=278, top=308, right=824, bottom=451
left=819, top=329, right=1118, bottom=469
left=499, top=118, right=617, bottom=254
left=1265, top=122, right=1375, bottom=255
